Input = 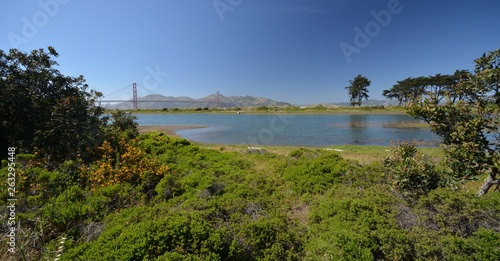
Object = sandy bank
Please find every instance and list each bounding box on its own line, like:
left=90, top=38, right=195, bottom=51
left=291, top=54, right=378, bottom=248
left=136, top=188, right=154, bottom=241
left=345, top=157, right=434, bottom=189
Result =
left=138, top=125, right=207, bottom=137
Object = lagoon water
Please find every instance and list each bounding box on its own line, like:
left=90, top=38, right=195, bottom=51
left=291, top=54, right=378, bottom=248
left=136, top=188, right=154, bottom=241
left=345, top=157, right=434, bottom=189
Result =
left=135, top=113, right=441, bottom=147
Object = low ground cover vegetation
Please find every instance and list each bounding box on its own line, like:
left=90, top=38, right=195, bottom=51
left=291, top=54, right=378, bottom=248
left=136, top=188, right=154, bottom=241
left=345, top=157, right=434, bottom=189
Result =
left=2, top=132, right=499, bottom=260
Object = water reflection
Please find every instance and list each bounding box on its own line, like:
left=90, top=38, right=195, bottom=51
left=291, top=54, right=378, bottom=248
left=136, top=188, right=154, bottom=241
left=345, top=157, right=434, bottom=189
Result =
left=135, top=113, right=441, bottom=146
left=348, top=114, right=369, bottom=144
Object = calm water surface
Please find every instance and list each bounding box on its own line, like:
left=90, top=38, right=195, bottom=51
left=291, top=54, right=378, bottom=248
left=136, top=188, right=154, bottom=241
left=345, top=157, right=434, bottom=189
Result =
left=135, top=113, right=440, bottom=147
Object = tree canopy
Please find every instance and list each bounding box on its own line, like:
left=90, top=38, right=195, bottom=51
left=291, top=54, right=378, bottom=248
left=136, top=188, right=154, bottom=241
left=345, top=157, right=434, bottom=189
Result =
left=407, top=49, right=500, bottom=196
left=0, top=47, right=105, bottom=163
left=345, top=74, right=370, bottom=106
left=382, top=70, right=471, bottom=106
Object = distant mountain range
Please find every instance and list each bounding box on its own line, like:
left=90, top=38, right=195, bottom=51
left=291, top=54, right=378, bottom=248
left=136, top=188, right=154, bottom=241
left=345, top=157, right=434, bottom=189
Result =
left=105, top=93, right=291, bottom=109
left=103, top=93, right=400, bottom=109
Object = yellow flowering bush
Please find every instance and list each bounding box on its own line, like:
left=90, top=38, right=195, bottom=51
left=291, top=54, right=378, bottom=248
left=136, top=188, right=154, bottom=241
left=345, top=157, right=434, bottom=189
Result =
left=83, top=139, right=169, bottom=188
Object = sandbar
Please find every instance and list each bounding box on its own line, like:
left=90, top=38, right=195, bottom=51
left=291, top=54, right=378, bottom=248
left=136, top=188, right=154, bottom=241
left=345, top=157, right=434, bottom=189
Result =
left=138, top=125, right=207, bottom=137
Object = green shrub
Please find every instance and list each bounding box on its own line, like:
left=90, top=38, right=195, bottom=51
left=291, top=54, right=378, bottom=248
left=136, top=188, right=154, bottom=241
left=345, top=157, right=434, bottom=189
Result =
left=17, top=166, right=75, bottom=206
left=416, top=188, right=498, bottom=237
left=306, top=185, right=400, bottom=260
left=282, top=150, right=349, bottom=194
left=42, top=185, right=86, bottom=228
left=155, top=173, right=185, bottom=201
left=232, top=216, right=302, bottom=260
left=411, top=228, right=500, bottom=260
left=63, top=209, right=230, bottom=260
left=84, top=183, right=142, bottom=220
left=408, top=188, right=500, bottom=260
left=384, top=143, right=441, bottom=196
left=467, top=228, right=500, bottom=260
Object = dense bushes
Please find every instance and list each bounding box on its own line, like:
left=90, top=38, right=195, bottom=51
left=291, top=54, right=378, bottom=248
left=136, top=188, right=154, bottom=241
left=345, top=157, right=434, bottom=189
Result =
left=306, top=185, right=404, bottom=260
left=81, top=139, right=168, bottom=190
left=0, top=47, right=106, bottom=162
left=384, top=143, right=441, bottom=196
left=1, top=133, right=499, bottom=260
left=57, top=133, right=306, bottom=260
left=282, top=149, right=350, bottom=194
left=407, top=189, right=500, bottom=260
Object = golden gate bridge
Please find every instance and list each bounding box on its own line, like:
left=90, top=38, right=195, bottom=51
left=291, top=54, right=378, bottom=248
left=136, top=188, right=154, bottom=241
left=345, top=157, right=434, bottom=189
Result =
left=98, top=83, right=222, bottom=109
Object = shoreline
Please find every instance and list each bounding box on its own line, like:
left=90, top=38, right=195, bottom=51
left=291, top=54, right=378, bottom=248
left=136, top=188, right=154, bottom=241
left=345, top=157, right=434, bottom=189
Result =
left=107, top=106, right=410, bottom=115
left=130, top=110, right=409, bottom=115
left=137, top=124, right=441, bottom=163
left=129, top=111, right=409, bottom=115
left=138, top=125, right=208, bottom=137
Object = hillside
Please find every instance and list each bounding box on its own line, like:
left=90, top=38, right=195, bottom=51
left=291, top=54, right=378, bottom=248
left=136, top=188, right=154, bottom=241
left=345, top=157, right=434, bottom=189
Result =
left=106, top=93, right=291, bottom=109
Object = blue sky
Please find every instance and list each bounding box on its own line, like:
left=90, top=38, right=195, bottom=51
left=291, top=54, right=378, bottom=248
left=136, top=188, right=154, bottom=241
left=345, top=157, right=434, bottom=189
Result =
left=1, top=0, right=499, bottom=104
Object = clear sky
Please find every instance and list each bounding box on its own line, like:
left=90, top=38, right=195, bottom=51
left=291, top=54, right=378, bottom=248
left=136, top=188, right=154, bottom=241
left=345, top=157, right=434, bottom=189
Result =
left=1, top=0, right=499, bottom=104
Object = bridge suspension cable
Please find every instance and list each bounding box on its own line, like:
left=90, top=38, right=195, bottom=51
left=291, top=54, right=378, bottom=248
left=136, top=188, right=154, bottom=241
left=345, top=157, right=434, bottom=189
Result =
left=97, top=83, right=223, bottom=109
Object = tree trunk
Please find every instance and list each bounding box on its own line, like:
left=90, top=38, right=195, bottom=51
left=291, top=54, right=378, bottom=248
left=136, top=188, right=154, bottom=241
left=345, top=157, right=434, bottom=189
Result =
left=477, top=168, right=498, bottom=196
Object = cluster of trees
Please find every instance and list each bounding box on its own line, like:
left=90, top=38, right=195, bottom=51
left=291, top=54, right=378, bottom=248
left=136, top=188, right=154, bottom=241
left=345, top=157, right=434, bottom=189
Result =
left=382, top=70, right=471, bottom=105
left=345, top=70, right=471, bottom=107
left=347, top=49, right=500, bottom=196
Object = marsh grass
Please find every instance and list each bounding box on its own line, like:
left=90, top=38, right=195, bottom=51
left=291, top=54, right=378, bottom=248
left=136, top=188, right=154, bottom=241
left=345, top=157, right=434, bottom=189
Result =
left=198, top=143, right=443, bottom=164
left=382, top=121, right=430, bottom=129
left=138, top=125, right=207, bottom=136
